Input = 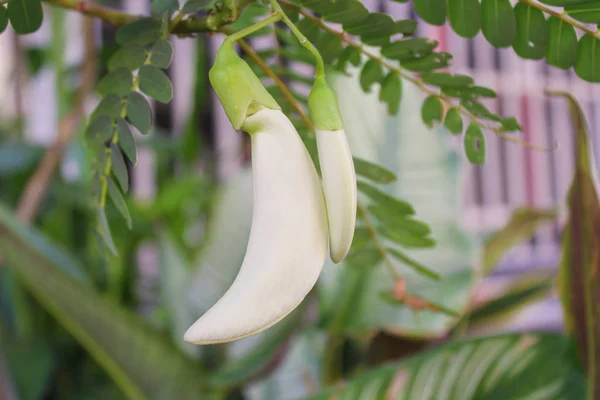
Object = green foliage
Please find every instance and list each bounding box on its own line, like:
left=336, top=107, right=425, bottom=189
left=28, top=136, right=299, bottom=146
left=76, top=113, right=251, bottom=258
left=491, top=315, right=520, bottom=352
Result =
left=464, top=123, right=486, bottom=164
left=6, top=0, right=43, bottom=34
left=308, top=334, right=585, bottom=399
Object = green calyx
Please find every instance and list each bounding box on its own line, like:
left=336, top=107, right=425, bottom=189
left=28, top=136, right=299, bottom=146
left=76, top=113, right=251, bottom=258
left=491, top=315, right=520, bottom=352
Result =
left=308, top=75, right=344, bottom=131
left=209, top=42, right=280, bottom=130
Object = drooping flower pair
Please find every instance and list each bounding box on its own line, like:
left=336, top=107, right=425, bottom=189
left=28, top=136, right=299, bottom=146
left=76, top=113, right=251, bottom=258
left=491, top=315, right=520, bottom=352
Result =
left=184, top=38, right=356, bottom=344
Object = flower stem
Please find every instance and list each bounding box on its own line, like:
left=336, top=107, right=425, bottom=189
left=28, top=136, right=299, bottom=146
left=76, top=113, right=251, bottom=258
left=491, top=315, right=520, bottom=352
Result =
left=224, top=12, right=283, bottom=45
left=268, top=0, right=325, bottom=78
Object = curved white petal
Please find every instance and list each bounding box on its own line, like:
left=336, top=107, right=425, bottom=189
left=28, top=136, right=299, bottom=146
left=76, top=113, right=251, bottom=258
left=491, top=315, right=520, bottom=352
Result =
left=316, top=129, right=357, bottom=263
left=184, top=109, right=328, bottom=344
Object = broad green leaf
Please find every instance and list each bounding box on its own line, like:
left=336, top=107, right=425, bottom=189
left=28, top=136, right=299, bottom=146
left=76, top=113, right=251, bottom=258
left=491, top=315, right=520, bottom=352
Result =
left=421, top=72, right=474, bottom=88
left=401, top=52, right=452, bottom=71
left=303, top=0, right=369, bottom=24
left=92, top=94, right=123, bottom=120
left=388, top=248, right=441, bottom=280
left=353, top=158, right=397, bottom=183
left=359, top=59, right=384, bottom=93
left=343, top=13, right=397, bottom=46
left=149, top=39, right=173, bottom=68
left=481, top=0, right=517, bottom=48
left=110, top=144, right=129, bottom=193
left=551, top=91, right=600, bottom=396
left=413, top=0, right=447, bottom=25
left=86, top=115, right=115, bottom=143
left=444, top=107, right=463, bottom=135
left=545, top=17, right=578, bottom=69
left=106, top=178, right=132, bottom=229
left=382, top=38, right=438, bottom=61
left=448, top=0, right=481, bottom=38
left=395, top=19, right=417, bottom=35
left=116, top=118, right=137, bottom=165
left=308, top=334, right=585, bottom=399
left=108, top=43, right=148, bottom=71
left=7, top=0, right=43, bottom=34
left=126, top=92, right=152, bottom=134
left=116, top=18, right=162, bottom=45
left=151, top=0, right=179, bottom=15
left=565, top=2, right=600, bottom=23
left=512, top=3, right=548, bottom=60
left=0, top=6, right=8, bottom=33
left=0, top=204, right=205, bottom=398
left=96, top=206, right=117, bottom=256
left=421, top=95, right=443, bottom=127
left=464, top=123, right=486, bottom=164
left=138, top=65, right=173, bottom=103
left=483, top=208, right=557, bottom=274
left=182, top=0, right=213, bottom=14
left=357, top=182, right=414, bottom=215
left=97, top=68, right=133, bottom=97
left=379, top=72, right=402, bottom=115
left=575, top=34, right=600, bottom=83
left=127, top=92, right=152, bottom=134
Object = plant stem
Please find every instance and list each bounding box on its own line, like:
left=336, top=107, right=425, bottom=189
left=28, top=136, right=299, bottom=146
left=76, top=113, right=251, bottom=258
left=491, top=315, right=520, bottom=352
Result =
left=224, top=12, right=282, bottom=44
left=268, top=0, right=325, bottom=78
left=279, top=0, right=554, bottom=151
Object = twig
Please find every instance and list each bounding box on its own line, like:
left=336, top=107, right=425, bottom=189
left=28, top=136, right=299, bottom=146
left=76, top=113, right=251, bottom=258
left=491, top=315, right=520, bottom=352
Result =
left=279, top=0, right=555, bottom=152
left=15, top=16, right=96, bottom=223
left=45, top=0, right=253, bottom=34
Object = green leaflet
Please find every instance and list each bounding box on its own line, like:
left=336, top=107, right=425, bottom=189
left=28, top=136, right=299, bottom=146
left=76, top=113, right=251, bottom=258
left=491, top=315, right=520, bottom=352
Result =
left=448, top=0, right=481, bottom=38
left=481, top=0, right=517, bottom=48
left=565, top=1, right=600, bottom=24
left=306, top=334, right=585, bottom=399
left=512, top=3, right=548, bottom=60
left=551, top=91, right=600, bottom=398
left=7, top=0, right=43, bottom=34
left=545, top=17, right=578, bottom=69
left=575, top=34, right=600, bottom=83
left=413, top=0, right=447, bottom=25
left=0, top=203, right=205, bottom=399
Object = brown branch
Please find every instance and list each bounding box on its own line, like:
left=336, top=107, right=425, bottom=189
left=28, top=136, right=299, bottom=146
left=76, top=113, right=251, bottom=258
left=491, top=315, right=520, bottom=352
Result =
left=15, top=16, right=96, bottom=223
left=45, top=0, right=253, bottom=34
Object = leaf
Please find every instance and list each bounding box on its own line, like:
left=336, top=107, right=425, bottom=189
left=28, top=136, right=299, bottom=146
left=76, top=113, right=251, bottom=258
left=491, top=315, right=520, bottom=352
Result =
left=464, top=123, right=486, bottom=164
left=7, top=0, right=43, bottom=34
left=116, top=18, right=162, bottom=45
left=353, top=158, right=397, bottom=183
left=545, top=16, right=578, bottom=69
left=401, top=52, right=452, bottom=71
left=395, top=19, right=417, bottom=35
left=149, top=39, right=173, bottom=68
left=86, top=116, right=115, bottom=143
left=126, top=91, right=152, bottom=134
left=565, top=1, right=600, bottom=23
left=421, top=95, right=443, bottom=127
left=367, top=205, right=431, bottom=236
left=92, top=94, right=123, bottom=120
left=357, top=181, right=414, bottom=215
left=151, top=0, right=179, bottom=15
left=110, top=143, right=129, bottom=193
left=96, top=206, right=118, bottom=256
left=0, top=204, right=205, bottom=399
left=413, top=0, right=447, bottom=25
left=307, top=334, right=585, bottom=400
left=316, top=34, right=344, bottom=64
left=448, top=0, right=481, bottom=38
left=512, top=3, right=548, bottom=60
left=345, top=245, right=383, bottom=268
left=0, top=6, right=9, bottom=33
left=550, top=91, right=600, bottom=396
left=343, top=12, right=397, bottom=46
left=500, top=116, right=522, bottom=132
left=108, top=43, right=148, bottom=71
left=482, top=208, right=557, bottom=274
left=575, top=34, right=600, bottom=83
left=379, top=72, right=402, bottom=115
left=379, top=227, right=436, bottom=248
left=444, top=108, right=463, bottom=135
left=97, top=68, right=133, bottom=97
left=382, top=38, right=438, bottom=61
left=421, top=72, right=474, bottom=88
left=106, top=177, right=132, bottom=229
left=138, top=65, right=173, bottom=103
left=303, top=0, right=369, bottom=24
left=182, top=0, right=213, bottom=14
left=388, top=248, right=441, bottom=280
left=359, top=59, right=384, bottom=93
left=540, top=0, right=594, bottom=4
left=481, top=0, right=517, bottom=48
left=116, top=119, right=137, bottom=165
left=336, top=46, right=361, bottom=72
left=296, top=17, right=321, bottom=43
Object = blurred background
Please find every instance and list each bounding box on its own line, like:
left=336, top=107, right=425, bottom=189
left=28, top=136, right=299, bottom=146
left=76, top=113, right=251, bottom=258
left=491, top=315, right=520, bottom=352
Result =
left=0, top=0, right=598, bottom=398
